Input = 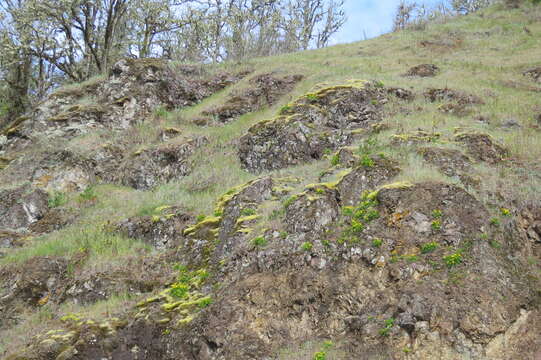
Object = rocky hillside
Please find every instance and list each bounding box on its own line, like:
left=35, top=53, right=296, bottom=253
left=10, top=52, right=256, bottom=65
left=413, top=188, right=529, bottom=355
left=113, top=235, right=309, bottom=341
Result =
left=1, top=3, right=541, bottom=360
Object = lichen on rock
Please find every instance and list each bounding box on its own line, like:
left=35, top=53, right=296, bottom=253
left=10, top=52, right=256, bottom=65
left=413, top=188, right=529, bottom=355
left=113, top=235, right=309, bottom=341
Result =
left=238, top=80, right=396, bottom=173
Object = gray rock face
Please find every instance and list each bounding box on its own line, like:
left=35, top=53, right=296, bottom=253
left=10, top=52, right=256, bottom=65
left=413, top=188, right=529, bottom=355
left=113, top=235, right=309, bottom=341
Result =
left=285, top=185, right=340, bottom=237
left=118, top=136, right=208, bottom=190
left=238, top=81, right=389, bottom=173
left=116, top=207, right=193, bottom=250
left=202, top=73, right=303, bottom=124
left=337, top=156, right=400, bottom=206
left=0, top=185, right=49, bottom=231
left=417, top=147, right=477, bottom=186
left=3, top=59, right=246, bottom=151
left=216, top=177, right=274, bottom=256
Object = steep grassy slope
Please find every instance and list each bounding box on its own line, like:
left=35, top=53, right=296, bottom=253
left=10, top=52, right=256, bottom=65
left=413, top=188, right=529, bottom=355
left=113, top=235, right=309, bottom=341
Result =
left=0, top=2, right=540, bottom=359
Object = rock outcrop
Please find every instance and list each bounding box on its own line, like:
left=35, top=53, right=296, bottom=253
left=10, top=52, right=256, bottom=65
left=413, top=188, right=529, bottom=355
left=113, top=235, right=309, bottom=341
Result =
left=404, top=64, right=440, bottom=77
left=238, top=81, right=391, bottom=172
left=201, top=73, right=303, bottom=124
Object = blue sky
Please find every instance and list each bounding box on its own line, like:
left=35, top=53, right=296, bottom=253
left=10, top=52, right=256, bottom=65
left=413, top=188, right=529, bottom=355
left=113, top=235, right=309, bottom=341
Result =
left=335, top=0, right=440, bottom=43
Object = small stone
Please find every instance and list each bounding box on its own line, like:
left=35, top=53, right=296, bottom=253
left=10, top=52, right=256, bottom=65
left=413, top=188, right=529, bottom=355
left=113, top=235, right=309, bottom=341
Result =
left=500, top=118, right=521, bottom=129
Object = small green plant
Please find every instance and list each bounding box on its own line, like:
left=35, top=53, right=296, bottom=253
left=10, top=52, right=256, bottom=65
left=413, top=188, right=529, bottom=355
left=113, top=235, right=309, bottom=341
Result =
left=432, top=209, right=443, bottom=218
left=279, top=231, right=288, bottom=239
left=490, top=217, right=500, bottom=226
left=350, top=219, right=365, bottom=233
left=280, top=104, right=292, bottom=113
left=322, top=239, right=331, bottom=247
left=170, top=282, right=190, bottom=299
left=313, top=351, right=326, bottom=360
left=251, top=236, right=267, bottom=247
left=359, top=154, right=375, bottom=167
left=197, top=297, right=213, bottom=308
left=358, top=136, right=380, bottom=158
left=500, top=208, right=511, bottom=216
left=48, top=192, right=67, bottom=208
left=489, top=240, right=501, bottom=249
left=421, top=241, right=438, bottom=254
left=153, top=105, right=169, bottom=118
left=306, top=93, right=319, bottom=102
left=479, top=233, right=488, bottom=240
left=240, top=208, right=257, bottom=216
left=283, top=195, right=298, bottom=208
left=372, top=238, right=383, bottom=247
left=343, top=191, right=379, bottom=240
left=170, top=265, right=210, bottom=299
left=214, top=209, right=223, bottom=217
left=404, top=255, right=419, bottom=262
left=379, top=317, right=395, bottom=336
left=342, top=206, right=354, bottom=217
left=196, top=214, right=206, bottom=222
left=78, top=186, right=97, bottom=202
left=362, top=209, right=380, bottom=222
left=371, top=99, right=378, bottom=105
left=301, top=242, right=313, bottom=251
left=330, top=153, right=340, bottom=166
left=315, top=188, right=325, bottom=194
left=443, top=252, right=462, bottom=267
left=431, top=219, right=442, bottom=231
left=322, top=340, right=333, bottom=349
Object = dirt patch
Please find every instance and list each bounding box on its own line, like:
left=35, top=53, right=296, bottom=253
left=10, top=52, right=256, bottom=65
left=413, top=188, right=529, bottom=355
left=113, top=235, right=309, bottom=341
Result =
left=404, top=64, right=440, bottom=77
left=419, top=33, right=463, bottom=53
left=499, top=80, right=541, bottom=93
left=201, top=73, right=303, bottom=124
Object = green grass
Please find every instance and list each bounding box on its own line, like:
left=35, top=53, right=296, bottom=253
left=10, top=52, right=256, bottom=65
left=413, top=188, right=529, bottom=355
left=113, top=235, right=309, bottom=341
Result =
left=0, top=227, right=149, bottom=266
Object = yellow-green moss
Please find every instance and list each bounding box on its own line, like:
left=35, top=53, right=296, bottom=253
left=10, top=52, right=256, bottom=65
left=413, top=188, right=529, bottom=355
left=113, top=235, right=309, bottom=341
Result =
left=48, top=104, right=105, bottom=122
left=235, top=214, right=261, bottom=226
left=183, top=216, right=222, bottom=238
left=0, top=157, right=11, bottom=170
left=1, top=116, right=28, bottom=136
left=378, top=181, right=414, bottom=190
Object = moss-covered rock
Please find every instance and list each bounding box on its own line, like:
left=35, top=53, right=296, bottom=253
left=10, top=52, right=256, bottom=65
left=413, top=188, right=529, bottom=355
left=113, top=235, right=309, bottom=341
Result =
left=454, top=132, right=508, bottom=163
left=404, top=63, right=440, bottom=77
left=238, top=81, right=393, bottom=173
left=202, top=73, right=303, bottom=124
left=117, top=136, right=208, bottom=190
left=337, top=155, right=400, bottom=206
